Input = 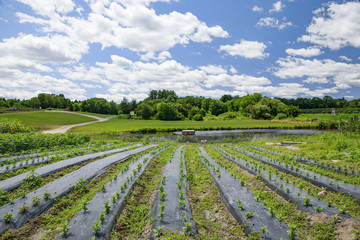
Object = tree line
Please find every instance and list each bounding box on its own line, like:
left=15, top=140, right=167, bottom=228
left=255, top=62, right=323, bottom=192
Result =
left=1, top=91, right=359, bottom=121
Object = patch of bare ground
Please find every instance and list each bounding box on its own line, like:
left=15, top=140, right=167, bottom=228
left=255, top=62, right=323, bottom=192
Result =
left=336, top=218, right=360, bottom=240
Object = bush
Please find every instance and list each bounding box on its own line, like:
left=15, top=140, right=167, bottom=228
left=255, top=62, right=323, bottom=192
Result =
left=0, top=119, right=34, bottom=134
left=118, top=114, right=131, bottom=119
left=192, top=114, right=203, bottom=121
left=274, top=113, right=287, bottom=120
left=0, top=133, right=90, bottom=154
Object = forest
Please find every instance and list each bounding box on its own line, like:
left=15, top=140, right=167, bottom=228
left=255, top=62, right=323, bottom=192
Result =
left=1, top=90, right=360, bottom=121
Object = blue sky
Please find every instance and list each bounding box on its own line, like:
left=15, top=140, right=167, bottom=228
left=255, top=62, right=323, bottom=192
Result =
left=0, top=0, right=359, bottom=102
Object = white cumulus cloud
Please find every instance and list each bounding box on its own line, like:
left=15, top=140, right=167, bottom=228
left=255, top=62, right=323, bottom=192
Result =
left=299, top=2, right=360, bottom=50
left=219, top=40, right=269, bottom=59
left=285, top=47, right=323, bottom=57
left=257, top=17, right=292, bottom=30
left=269, top=1, right=285, bottom=13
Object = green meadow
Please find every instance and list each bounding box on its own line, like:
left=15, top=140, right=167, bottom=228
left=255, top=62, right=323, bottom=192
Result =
left=69, top=117, right=314, bottom=134
left=0, top=111, right=95, bottom=131
left=294, top=113, right=360, bottom=121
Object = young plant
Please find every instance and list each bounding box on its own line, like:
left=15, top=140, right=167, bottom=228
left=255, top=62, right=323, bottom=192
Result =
left=43, top=192, right=51, bottom=200
left=101, top=184, right=106, bottom=192
left=159, top=185, right=164, bottom=193
left=104, top=202, right=111, bottom=214
left=287, top=225, right=297, bottom=240
left=261, top=226, right=268, bottom=234
left=61, top=221, right=72, bottom=238
left=99, top=212, right=105, bottom=224
left=154, top=226, right=164, bottom=237
left=303, top=196, right=310, bottom=207
left=236, top=199, right=244, bottom=211
left=82, top=201, right=89, bottom=212
left=115, top=191, right=120, bottom=199
left=314, top=206, right=322, bottom=212
left=19, top=203, right=29, bottom=214
left=178, top=190, right=184, bottom=200
left=32, top=195, right=41, bottom=206
left=3, top=211, right=13, bottom=224
left=245, top=211, right=253, bottom=219
left=179, top=200, right=186, bottom=209
left=159, top=192, right=166, bottom=201
left=183, top=222, right=192, bottom=234
left=159, top=209, right=165, bottom=222
left=92, top=221, right=101, bottom=235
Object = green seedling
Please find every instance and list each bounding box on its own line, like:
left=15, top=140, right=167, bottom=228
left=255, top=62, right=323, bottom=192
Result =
left=101, top=184, right=106, bottom=192
left=245, top=211, right=253, bottom=219
left=314, top=206, right=322, bottom=212
left=261, top=226, right=268, bottom=234
left=99, top=212, right=105, bottom=224
left=104, top=202, right=111, bottom=214
left=19, top=203, right=29, bottom=214
left=159, top=192, right=166, bottom=201
left=287, top=225, right=297, bottom=240
left=183, top=222, right=192, bottom=234
left=116, top=191, right=120, bottom=199
left=179, top=190, right=184, bottom=200
left=92, top=221, right=101, bottom=235
left=32, top=196, right=41, bottom=206
left=154, top=226, right=164, bottom=237
left=303, top=196, right=310, bottom=207
left=82, top=201, right=89, bottom=212
left=3, top=211, right=13, bottom=224
left=61, top=221, right=72, bottom=238
left=43, top=192, right=51, bottom=200
left=179, top=200, right=186, bottom=209
left=159, top=185, right=164, bottom=192
left=160, top=209, right=165, bottom=222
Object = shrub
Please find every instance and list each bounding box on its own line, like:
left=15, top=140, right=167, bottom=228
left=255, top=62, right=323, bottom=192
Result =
left=192, top=113, right=203, bottom=121
left=0, top=119, right=34, bottom=134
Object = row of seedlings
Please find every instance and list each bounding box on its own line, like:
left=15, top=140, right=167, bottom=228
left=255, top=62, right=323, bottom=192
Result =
left=230, top=145, right=360, bottom=201
left=0, top=145, right=156, bottom=235
left=203, top=146, right=348, bottom=240
left=213, top=145, right=356, bottom=219
left=183, top=145, right=246, bottom=239
left=0, top=144, right=143, bottom=192
left=57, top=145, right=170, bottom=239
left=0, top=143, right=130, bottom=175
left=248, top=144, right=360, bottom=176
left=198, top=146, right=291, bottom=239
left=150, top=146, right=197, bottom=239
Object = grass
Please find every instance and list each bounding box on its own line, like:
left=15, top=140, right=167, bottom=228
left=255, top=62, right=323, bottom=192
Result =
left=294, top=113, right=360, bottom=121
left=0, top=111, right=95, bottom=131
left=70, top=118, right=314, bottom=134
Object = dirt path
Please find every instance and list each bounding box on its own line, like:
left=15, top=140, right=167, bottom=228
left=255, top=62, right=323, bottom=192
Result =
left=42, top=111, right=112, bottom=134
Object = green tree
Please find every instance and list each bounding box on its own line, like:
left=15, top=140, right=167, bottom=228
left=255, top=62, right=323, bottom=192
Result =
left=156, top=102, right=180, bottom=120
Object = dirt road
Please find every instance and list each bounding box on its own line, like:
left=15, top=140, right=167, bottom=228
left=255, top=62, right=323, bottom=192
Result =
left=42, top=111, right=112, bottom=134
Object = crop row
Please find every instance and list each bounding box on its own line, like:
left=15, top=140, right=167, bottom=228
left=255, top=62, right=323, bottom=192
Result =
left=0, top=145, right=155, bottom=235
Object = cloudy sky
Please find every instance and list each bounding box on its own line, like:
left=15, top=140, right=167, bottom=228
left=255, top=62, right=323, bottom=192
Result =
left=0, top=0, right=359, bottom=102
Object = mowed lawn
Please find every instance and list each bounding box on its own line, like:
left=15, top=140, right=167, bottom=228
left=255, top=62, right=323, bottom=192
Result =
left=70, top=117, right=314, bottom=133
left=0, top=111, right=95, bottom=131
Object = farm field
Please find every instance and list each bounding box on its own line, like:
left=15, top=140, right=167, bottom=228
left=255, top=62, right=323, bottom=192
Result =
left=0, top=111, right=95, bottom=131
left=0, top=133, right=359, bottom=239
left=70, top=117, right=315, bottom=134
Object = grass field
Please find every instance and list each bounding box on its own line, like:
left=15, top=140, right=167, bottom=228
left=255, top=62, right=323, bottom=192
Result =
left=70, top=117, right=315, bottom=134
left=294, top=113, right=360, bottom=121
left=0, top=111, right=95, bottom=131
